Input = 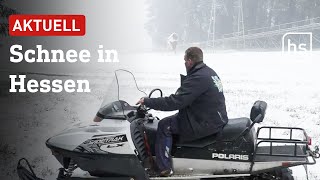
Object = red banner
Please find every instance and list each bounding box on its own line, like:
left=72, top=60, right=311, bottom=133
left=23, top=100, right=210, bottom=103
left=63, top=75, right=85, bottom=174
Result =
left=9, top=15, right=86, bottom=36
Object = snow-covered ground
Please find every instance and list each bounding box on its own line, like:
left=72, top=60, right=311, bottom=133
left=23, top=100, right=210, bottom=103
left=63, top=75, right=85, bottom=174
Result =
left=1, top=51, right=319, bottom=179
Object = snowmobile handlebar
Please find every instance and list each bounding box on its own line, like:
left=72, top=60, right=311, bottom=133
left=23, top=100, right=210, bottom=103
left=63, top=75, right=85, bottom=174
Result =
left=136, top=88, right=163, bottom=114
left=134, top=105, right=148, bottom=119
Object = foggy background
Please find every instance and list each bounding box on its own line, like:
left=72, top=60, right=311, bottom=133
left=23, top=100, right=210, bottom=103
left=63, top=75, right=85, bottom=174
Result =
left=145, top=0, right=320, bottom=50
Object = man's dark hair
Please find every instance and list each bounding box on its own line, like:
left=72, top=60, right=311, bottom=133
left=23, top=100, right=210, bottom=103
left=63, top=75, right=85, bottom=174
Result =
left=185, top=47, right=203, bottom=63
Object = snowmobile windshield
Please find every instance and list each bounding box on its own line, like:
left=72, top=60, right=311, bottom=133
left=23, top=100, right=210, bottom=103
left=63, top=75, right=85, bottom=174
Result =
left=96, top=69, right=147, bottom=120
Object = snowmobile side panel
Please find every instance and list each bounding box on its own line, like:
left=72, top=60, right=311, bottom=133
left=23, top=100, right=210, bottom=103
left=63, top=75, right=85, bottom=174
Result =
left=172, top=158, right=251, bottom=175
left=47, top=119, right=130, bottom=151
left=47, top=142, right=148, bottom=179
left=251, top=161, right=306, bottom=173
left=150, top=173, right=250, bottom=179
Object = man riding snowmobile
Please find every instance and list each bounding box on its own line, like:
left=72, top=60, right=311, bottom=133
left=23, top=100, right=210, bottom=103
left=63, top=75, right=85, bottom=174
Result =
left=137, top=47, right=228, bottom=177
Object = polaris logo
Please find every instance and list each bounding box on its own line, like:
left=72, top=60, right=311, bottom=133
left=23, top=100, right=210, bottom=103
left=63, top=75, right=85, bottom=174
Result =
left=212, top=153, right=249, bottom=161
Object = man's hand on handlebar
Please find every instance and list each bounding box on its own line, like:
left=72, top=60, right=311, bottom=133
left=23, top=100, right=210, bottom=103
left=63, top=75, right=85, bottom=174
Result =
left=136, top=97, right=145, bottom=106
left=136, top=97, right=151, bottom=113
left=136, top=88, right=163, bottom=106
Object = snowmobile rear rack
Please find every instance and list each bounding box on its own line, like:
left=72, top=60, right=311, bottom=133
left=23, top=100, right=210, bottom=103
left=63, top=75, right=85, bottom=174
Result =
left=253, top=126, right=316, bottom=165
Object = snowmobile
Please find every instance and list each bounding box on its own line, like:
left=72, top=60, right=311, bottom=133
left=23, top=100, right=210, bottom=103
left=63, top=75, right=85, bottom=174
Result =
left=43, top=69, right=319, bottom=180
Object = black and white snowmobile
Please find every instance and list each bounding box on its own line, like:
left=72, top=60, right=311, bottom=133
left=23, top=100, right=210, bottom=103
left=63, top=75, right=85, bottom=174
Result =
left=45, top=70, right=319, bottom=180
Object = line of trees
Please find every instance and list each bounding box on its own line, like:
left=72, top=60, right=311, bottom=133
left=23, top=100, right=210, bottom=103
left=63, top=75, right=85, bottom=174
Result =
left=145, top=0, right=320, bottom=47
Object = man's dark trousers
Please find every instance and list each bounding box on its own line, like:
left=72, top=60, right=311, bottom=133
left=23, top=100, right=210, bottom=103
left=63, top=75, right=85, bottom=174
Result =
left=155, top=114, right=179, bottom=172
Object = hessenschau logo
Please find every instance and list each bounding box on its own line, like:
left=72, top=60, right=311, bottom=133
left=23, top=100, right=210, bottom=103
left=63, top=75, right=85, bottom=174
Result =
left=282, top=32, right=312, bottom=54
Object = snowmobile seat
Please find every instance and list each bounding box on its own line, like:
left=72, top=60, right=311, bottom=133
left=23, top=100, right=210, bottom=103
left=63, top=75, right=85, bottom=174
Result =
left=176, top=117, right=251, bottom=148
